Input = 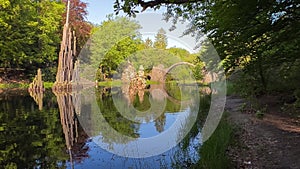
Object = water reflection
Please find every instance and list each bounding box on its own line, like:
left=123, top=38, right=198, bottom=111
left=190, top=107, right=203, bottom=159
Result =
left=28, top=88, right=44, bottom=110
left=53, top=91, right=89, bottom=167
left=0, top=90, right=68, bottom=168
left=89, top=83, right=200, bottom=158
left=0, top=83, right=210, bottom=168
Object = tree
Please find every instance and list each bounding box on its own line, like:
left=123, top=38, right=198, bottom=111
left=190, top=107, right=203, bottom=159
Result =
left=144, top=38, right=153, bottom=48
left=153, top=28, right=167, bottom=49
left=168, top=47, right=194, bottom=62
left=113, top=0, right=300, bottom=94
left=0, top=0, right=64, bottom=79
left=62, top=0, right=92, bottom=53
left=130, top=48, right=180, bottom=72
left=155, top=114, right=166, bottom=133
left=89, top=16, right=142, bottom=79
left=101, top=36, right=142, bottom=78
left=113, top=0, right=199, bottom=16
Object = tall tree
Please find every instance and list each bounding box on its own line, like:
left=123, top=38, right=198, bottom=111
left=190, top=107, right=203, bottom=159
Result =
left=144, top=38, right=153, bottom=48
left=153, top=28, right=167, bottom=49
left=62, top=0, right=92, bottom=54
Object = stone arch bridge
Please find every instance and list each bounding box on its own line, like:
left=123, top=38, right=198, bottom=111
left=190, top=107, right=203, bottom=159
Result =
left=149, top=62, right=218, bottom=84
left=149, top=62, right=195, bottom=83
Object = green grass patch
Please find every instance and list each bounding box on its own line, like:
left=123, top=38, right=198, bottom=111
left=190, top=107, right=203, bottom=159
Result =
left=0, top=83, right=29, bottom=89
left=0, top=81, right=54, bottom=89
left=97, top=80, right=122, bottom=87
left=194, top=113, right=233, bottom=169
left=44, top=82, right=54, bottom=89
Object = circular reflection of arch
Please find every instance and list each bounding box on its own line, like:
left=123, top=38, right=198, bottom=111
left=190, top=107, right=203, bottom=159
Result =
left=162, top=62, right=196, bottom=104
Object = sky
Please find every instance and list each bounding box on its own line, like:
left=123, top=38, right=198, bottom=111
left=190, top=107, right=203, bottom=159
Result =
left=82, top=0, right=117, bottom=24
left=81, top=0, right=199, bottom=53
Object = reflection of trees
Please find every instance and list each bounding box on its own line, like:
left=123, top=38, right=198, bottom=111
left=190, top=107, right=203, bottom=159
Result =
left=154, top=113, right=166, bottom=133
left=95, top=87, right=140, bottom=146
left=28, top=89, right=44, bottom=110
left=0, top=90, right=68, bottom=168
left=54, top=91, right=89, bottom=164
left=171, top=95, right=211, bottom=167
left=121, top=83, right=146, bottom=105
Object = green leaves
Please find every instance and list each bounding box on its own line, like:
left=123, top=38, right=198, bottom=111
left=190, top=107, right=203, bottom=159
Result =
left=0, top=92, right=68, bottom=168
left=164, top=0, right=299, bottom=92
left=153, top=28, right=167, bottom=49
left=89, top=16, right=142, bottom=78
left=0, top=0, right=64, bottom=76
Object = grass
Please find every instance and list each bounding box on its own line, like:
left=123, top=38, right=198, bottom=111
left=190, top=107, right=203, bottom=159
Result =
left=0, top=82, right=54, bottom=89
left=44, top=82, right=54, bottom=89
left=0, top=83, right=29, bottom=89
left=193, top=113, right=234, bottom=169
left=97, top=80, right=122, bottom=87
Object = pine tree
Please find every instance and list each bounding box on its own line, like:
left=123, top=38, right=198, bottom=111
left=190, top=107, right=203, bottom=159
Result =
left=153, top=28, right=167, bottom=49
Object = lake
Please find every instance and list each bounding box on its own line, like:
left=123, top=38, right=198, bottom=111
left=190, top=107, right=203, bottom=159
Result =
left=0, top=84, right=213, bottom=169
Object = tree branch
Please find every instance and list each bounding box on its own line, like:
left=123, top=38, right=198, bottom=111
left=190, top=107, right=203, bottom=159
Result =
left=138, top=0, right=200, bottom=12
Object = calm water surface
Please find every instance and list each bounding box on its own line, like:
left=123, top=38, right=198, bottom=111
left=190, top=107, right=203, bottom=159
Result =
left=0, top=84, right=210, bottom=169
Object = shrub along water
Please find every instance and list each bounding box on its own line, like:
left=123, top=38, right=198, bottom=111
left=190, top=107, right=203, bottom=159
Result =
left=194, top=113, right=233, bottom=169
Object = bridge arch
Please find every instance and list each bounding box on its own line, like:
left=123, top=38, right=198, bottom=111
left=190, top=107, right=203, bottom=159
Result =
left=163, top=62, right=195, bottom=81
left=165, top=62, right=195, bottom=75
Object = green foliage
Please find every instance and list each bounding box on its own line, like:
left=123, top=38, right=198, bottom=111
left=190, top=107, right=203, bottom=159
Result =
left=90, top=20, right=203, bottom=82
left=0, top=90, right=68, bottom=168
left=94, top=87, right=140, bottom=145
left=130, top=48, right=179, bottom=71
left=89, top=16, right=142, bottom=80
left=43, top=82, right=54, bottom=89
left=193, top=1, right=298, bottom=95
left=168, top=47, right=193, bottom=62
left=153, top=28, right=167, bottom=49
left=192, top=62, right=205, bottom=81
left=0, top=83, right=28, bottom=89
left=255, top=109, right=265, bottom=119
left=0, top=0, right=64, bottom=75
left=114, top=0, right=300, bottom=99
left=144, top=37, right=153, bottom=48
left=167, top=47, right=203, bottom=81
left=90, top=16, right=141, bottom=68
left=102, top=36, right=142, bottom=77
left=62, top=0, right=92, bottom=53
left=97, top=80, right=122, bottom=87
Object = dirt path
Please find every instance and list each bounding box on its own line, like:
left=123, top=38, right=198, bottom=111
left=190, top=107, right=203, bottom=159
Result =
left=225, top=95, right=300, bottom=169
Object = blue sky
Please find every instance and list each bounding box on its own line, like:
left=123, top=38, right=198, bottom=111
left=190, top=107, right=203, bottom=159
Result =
left=82, top=0, right=168, bottom=24
left=81, top=0, right=115, bottom=24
